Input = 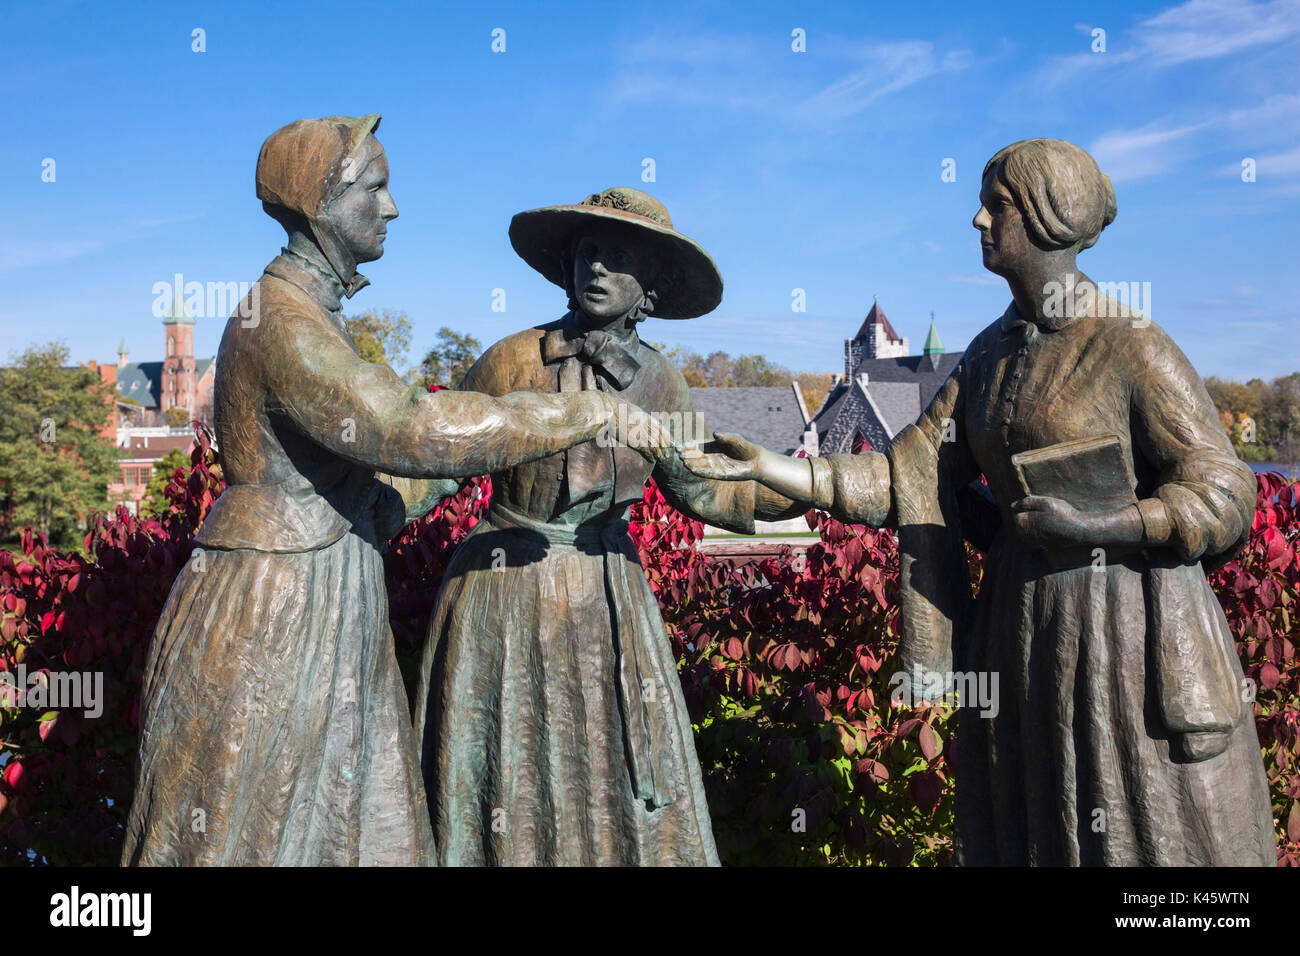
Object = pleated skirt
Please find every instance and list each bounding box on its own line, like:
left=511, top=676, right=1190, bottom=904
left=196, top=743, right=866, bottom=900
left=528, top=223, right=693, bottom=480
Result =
left=121, top=531, right=435, bottom=866
left=414, top=515, right=719, bottom=866
left=953, top=536, right=1276, bottom=866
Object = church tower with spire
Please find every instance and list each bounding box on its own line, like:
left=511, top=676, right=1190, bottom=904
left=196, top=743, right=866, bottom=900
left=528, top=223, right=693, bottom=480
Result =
left=160, top=294, right=197, bottom=413
left=844, top=295, right=909, bottom=376
left=922, top=312, right=944, bottom=370
left=817, top=298, right=959, bottom=456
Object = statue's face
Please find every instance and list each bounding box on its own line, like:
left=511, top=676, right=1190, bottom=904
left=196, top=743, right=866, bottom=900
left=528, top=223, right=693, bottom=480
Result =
left=571, top=225, right=655, bottom=323
left=321, top=135, right=398, bottom=265
left=973, top=174, right=1034, bottom=277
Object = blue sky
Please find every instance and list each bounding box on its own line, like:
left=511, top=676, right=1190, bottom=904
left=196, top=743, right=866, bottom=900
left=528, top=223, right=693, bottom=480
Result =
left=2, top=0, right=1297, bottom=380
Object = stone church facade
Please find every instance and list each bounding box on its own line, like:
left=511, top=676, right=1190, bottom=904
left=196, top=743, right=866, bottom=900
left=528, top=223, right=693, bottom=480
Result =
left=811, top=298, right=961, bottom=455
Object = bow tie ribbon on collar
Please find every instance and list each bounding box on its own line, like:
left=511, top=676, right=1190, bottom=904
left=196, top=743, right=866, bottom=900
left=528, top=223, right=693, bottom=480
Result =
left=540, top=319, right=648, bottom=506
left=541, top=322, right=643, bottom=391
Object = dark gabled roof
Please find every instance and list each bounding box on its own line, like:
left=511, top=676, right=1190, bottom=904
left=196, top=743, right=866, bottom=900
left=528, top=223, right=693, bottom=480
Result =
left=114, top=357, right=216, bottom=409
left=864, top=380, right=923, bottom=435
left=813, top=351, right=964, bottom=452
left=116, top=361, right=162, bottom=409
left=853, top=299, right=902, bottom=345
left=852, top=351, right=961, bottom=398
left=689, top=385, right=808, bottom=455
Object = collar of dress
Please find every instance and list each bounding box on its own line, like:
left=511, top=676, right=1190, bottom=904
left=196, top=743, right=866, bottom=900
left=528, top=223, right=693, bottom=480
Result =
left=540, top=312, right=643, bottom=390
left=265, top=247, right=369, bottom=316
left=999, top=300, right=1077, bottom=340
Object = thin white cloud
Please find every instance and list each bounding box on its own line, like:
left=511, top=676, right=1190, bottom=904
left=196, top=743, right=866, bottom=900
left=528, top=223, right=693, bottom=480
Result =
left=1221, top=144, right=1300, bottom=176
left=1132, top=0, right=1300, bottom=66
left=1037, top=0, right=1300, bottom=86
left=1089, top=121, right=1210, bottom=180
left=607, top=30, right=972, bottom=124
left=0, top=238, right=105, bottom=272
left=947, top=273, right=1002, bottom=287
left=0, top=211, right=209, bottom=274
left=800, top=43, right=972, bottom=122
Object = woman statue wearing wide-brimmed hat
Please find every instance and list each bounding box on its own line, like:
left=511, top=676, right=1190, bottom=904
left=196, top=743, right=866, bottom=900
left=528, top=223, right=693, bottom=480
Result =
left=120, top=118, right=663, bottom=866
left=683, top=139, right=1277, bottom=866
left=413, top=187, right=805, bottom=865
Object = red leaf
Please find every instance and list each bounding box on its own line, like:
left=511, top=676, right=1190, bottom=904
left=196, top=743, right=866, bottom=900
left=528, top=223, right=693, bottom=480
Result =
left=1260, top=661, right=1282, bottom=691
left=919, top=723, right=942, bottom=761
left=908, top=771, right=943, bottom=814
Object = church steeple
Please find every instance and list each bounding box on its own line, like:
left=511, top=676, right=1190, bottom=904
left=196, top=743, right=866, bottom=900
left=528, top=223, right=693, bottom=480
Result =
left=852, top=295, right=909, bottom=360
left=923, top=312, right=944, bottom=370
left=923, top=312, right=943, bottom=355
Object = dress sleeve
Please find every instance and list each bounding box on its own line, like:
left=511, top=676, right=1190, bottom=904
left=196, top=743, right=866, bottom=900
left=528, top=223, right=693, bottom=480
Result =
left=816, top=360, right=976, bottom=689
left=1129, top=325, right=1255, bottom=564
left=813, top=360, right=976, bottom=527
left=654, top=455, right=806, bottom=535
left=261, top=314, right=610, bottom=479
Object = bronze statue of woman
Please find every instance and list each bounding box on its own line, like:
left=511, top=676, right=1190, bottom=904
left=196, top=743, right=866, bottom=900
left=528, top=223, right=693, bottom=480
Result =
left=683, top=139, right=1277, bottom=866
left=121, top=117, right=663, bottom=866
left=414, top=187, right=805, bottom=865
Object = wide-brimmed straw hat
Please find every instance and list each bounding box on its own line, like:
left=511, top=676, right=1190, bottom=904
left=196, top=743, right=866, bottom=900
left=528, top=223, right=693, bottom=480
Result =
left=508, top=187, right=723, bottom=319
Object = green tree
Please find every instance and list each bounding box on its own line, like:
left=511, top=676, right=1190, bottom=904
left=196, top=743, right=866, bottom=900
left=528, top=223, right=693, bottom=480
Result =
left=0, top=343, right=118, bottom=546
left=649, top=343, right=830, bottom=409
left=419, top=328, right=483, bottom=389
left=731, top=354, right=793, bottom=387
left=138, top=448, right=192, bottom=517
left=345, top=309, right=413, bottom=366
left=1206, top=372, right=1300, bottom=463
left=1262, top=372, right=1300, bottom=464
left=164, top=406, right=192, bottom=428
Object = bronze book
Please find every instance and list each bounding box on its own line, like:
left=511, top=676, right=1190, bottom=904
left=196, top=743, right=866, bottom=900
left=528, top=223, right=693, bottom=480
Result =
left=1011, top=434, right=1137, bottom=514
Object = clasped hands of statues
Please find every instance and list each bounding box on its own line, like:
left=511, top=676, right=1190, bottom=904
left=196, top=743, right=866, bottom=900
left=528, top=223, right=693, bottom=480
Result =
left=678, top=431, right=1154, bottom=553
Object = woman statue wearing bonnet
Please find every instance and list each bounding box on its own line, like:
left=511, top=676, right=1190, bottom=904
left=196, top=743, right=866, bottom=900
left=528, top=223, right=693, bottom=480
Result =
left=684, top=139, right=1277, bottom=866
left=121, top=117, right=665, bottom=866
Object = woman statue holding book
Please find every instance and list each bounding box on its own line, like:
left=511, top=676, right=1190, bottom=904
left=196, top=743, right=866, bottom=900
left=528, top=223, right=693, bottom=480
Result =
left=683, top=138, right=1277, bottom=866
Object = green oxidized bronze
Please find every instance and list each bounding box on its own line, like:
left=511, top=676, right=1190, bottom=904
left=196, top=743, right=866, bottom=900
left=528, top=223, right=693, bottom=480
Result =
left=414, top=187, right=804, bottom=865
left=120, top=119, right=665, bottom=866
left=683, top=139, right=1277, bottom=866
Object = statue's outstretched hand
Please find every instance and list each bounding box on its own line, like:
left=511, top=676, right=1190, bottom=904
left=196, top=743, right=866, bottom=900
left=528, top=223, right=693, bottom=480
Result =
left=679, top=432, right=763, bottom=481
left=609, top=400, right=678, bottom=466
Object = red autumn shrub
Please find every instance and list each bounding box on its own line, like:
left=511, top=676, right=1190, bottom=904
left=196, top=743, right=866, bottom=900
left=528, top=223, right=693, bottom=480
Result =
left=0, top=426, right=1296, bottom=866
left=1207, top=471, right=1300, bottom=863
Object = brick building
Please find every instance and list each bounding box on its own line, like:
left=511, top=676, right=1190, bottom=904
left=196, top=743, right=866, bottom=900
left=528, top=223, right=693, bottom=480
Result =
left=98, top=294, right=216, bottom=514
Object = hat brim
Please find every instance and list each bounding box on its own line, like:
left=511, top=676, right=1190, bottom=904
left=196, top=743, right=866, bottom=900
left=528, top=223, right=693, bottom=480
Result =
left=509, top=205, right=723, bottom=319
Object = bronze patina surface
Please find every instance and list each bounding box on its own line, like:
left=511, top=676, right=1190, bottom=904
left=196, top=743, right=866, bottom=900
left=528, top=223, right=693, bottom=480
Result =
left=683, top=140, right=1277, bottom=866
left=121, top=119, right=658, bottom=866
left=414, top=188, right=803, bottom=865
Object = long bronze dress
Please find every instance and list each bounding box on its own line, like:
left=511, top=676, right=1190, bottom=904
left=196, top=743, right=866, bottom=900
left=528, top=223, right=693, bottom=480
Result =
left=414, top=312, right=801, bottom=866
left=812, top=303, right=1276, bottom=865
left=121, top=249, right=613, bottom=866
